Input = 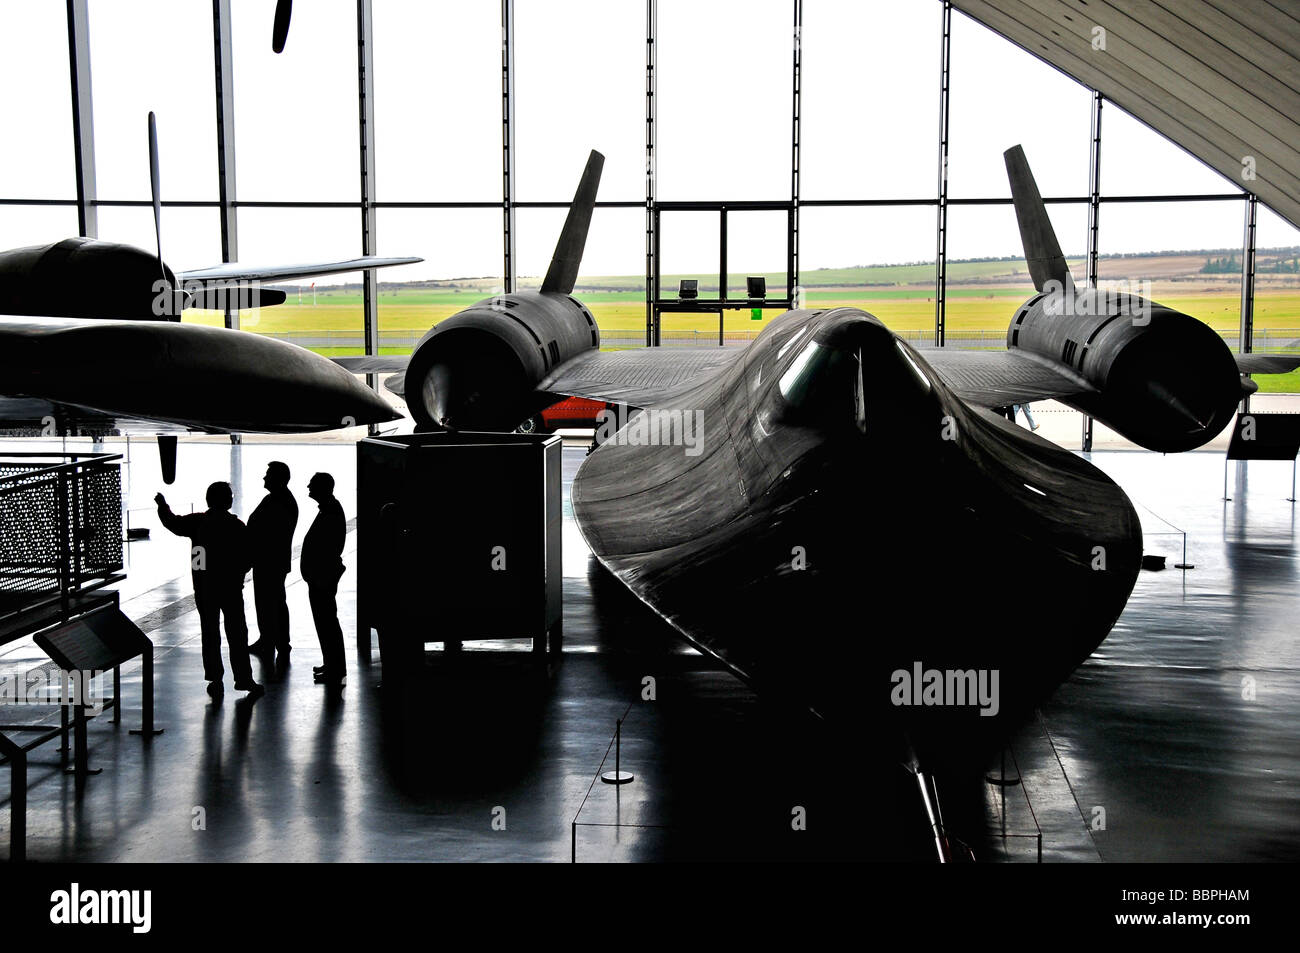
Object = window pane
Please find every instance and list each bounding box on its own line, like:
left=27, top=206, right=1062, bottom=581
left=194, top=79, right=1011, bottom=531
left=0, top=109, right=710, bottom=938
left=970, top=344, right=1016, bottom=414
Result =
left=658, top=0, right=793, bottom=200
left=945, top=202, right=1087, bottom=348
left=799, top=205, right=937, bottom=334
left=517, top=206, right=643, bottom=343
left=516, top=0, right=644, bottom=202
left=234, top=207, right=361, bottom=351
left=1101, top=106, right=1235, bottom=196
left=1254, top=207, right=1300, bottom=392
left=373, top=1, right=500, bottom=203
left=727, top=210, right=787, bottom=299
left=88, top=0, right=217, bottom=201
left=0, top=3, right=75, bottom=199
left=0, top=205, right=80, bottom=251
left=376, top=207, right=503, bottom=353
left=96, top=205, right=223, bottom=281
left=232, top=0, right=359, bottom=201
left=1097, top=199, right=1244, bottom=342
left=801, top=0, right=940, bottom=199
left=947, top=12, right=1091, bottom=199
left=659, top=211, right=720, bottom=294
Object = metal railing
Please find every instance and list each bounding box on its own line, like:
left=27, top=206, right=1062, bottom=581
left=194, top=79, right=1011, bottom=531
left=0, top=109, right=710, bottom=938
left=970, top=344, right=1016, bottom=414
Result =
left=0, top=453, right=123, bottom=628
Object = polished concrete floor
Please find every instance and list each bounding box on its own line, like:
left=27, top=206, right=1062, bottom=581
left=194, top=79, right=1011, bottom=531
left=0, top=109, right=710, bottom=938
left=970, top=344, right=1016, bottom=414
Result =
left=0, top=437, right=928, bottom=863
left=1, top=437, right=1297, bottom=862
left=963, top=451, right=1300, bottom=862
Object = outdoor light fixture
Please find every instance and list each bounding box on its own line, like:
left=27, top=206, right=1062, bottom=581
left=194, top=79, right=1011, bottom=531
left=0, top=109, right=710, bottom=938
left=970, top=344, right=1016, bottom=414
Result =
left=679, top=279, right=698, bottom=300
left=747, top=276, right=766, bottom=300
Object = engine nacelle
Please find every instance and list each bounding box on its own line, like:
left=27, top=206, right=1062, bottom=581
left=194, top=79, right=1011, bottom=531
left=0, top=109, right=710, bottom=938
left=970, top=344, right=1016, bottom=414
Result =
left=403, top=290, right=600, bottom=430
left=0, top=238, right=182, bottom=321
left=1009, top=288, right=1241, bottom=452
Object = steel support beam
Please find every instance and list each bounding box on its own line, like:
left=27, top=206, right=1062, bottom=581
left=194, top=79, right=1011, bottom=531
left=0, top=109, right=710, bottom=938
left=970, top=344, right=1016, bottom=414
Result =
left=934, top=1, right=952, bottom=347
left=789, top=0, right=802, bottom=307
left=212, top=0, right=239, bottom=329
left=719, top=208, right=728, bottom=303
left=66, top=0, right=97, bottom=239
left=645, top=0, right=657, bottom=346
left=501, top=0, right=516, bottom=294
left=1083, top=90, right=1103, bottom=452
left=1240, top=193, right=1258, bottom=413
left=651, top=205, right=662, bottom=347
left=357, top=0, right=380, bottom=413
left=1086, top=93, right=1103, bottom=287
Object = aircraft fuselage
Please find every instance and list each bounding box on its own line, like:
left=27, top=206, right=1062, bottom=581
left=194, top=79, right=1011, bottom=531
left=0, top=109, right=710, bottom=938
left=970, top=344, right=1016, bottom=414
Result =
left=572, top=307, right=1143, bottom=763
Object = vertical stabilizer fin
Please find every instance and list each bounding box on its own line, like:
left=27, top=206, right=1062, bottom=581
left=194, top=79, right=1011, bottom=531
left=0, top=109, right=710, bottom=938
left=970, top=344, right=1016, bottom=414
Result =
left=1004, top=145, right=1073, bottom=293
left=541, top=150, right=605, bottom=295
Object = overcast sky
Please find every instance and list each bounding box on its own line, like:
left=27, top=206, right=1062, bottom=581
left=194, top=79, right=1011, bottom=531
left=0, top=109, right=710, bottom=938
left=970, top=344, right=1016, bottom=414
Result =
left=0, top=0, right=1295, bottom=286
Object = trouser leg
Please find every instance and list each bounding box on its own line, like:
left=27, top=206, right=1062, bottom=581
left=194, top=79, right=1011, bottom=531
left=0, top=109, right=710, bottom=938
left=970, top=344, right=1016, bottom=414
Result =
left=310, top=581, right=345, bottom=676
left=194, top=583, right=225, bottom=682
left=223, top=587, right=254, bottom=687
left=277, top=575, right=291, bottom=652
left=253, top=571, right=289, bottom=651
left=253, top=573, right=272, bottom=643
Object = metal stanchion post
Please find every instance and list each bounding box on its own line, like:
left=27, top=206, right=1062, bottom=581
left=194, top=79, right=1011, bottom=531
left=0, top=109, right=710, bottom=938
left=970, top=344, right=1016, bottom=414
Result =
left=601, top=718, right=634, bottom=784
left=130, top=649, right=163, bottom=737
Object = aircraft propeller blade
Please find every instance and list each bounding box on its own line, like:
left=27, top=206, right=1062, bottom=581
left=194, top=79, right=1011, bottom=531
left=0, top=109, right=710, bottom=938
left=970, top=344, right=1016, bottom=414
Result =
left=148, top=111, right=164, bottom=284
left=272, top=0, right=292, bottom=53
left=1004, top=145, right=1074, bottom=294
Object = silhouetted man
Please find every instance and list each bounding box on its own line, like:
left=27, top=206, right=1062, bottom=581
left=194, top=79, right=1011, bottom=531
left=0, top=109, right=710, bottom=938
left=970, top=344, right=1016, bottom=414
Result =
left=156, top=482, right=263, bottom=700
left=302, top=472, right=346, bottom=686
left=247, top=461, right=298, bottom=668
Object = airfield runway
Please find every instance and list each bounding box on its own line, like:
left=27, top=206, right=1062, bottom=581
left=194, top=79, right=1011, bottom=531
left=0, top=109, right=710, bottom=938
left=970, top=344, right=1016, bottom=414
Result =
left=0, top=437, right=1297, bottom=862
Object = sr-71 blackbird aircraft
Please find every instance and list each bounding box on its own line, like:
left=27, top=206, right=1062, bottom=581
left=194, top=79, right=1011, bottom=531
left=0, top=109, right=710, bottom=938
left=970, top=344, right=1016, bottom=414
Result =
left=343, top=146, right=1299, bottom=771
left=0, top=113, right=409, bottom=481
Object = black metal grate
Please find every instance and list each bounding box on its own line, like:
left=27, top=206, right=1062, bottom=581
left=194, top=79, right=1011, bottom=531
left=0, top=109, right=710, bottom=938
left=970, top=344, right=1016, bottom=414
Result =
left=0, top=455, right=122, bottom=603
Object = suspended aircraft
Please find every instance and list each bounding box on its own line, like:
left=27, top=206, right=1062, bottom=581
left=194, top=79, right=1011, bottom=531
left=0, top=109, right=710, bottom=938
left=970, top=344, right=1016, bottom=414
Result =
left=341, top=147, right=1300, bottom=770
left=0, top=113, right=414, bottom=481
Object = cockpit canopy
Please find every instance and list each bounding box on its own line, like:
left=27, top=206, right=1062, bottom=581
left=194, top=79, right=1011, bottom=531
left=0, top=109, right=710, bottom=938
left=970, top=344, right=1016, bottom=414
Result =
left=778, top=339, right=866, bottom=433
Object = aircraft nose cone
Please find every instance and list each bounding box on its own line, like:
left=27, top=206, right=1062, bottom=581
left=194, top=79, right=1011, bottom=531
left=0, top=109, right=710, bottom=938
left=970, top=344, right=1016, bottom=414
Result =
left=342, top=373, right=403, bottom=425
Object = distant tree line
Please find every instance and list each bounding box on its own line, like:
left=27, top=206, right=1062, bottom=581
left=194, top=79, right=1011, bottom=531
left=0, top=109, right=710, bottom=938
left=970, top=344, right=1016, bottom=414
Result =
left=1260, top=255, right=1300, bottom=274
left=1201, top=254, right=1241, bottom=273
left=1202, top=252, right=1300, bottom=274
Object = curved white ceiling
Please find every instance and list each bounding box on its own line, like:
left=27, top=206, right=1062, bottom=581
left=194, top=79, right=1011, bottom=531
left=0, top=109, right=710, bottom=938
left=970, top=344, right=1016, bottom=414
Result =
left=951, top=0, right=1300, bottom=229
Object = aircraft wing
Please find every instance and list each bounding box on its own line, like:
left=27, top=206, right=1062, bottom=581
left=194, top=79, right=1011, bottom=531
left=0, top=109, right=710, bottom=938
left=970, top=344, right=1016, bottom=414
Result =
left=1234, top=353, right=1300, bottom=375
left=332, top=355, right=410, bottom=374
left=337, top=347, right=748, bottom=408
left=919, top=349, right=1095, bottom=408
left=537, top=347, right=746, bottom=406
left=177, top=256, right=422, bottom=287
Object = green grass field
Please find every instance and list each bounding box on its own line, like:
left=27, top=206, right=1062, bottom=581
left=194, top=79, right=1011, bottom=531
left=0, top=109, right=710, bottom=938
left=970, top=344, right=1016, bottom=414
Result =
left=188, top=253, right=1300, bottom=392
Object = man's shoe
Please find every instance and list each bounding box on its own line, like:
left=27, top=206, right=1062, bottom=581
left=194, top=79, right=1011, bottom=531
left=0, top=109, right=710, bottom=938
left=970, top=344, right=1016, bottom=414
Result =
left=312, top=664, right=327, bottom=675
left=248, top=640, right=273, bottom=656
left=206, top=681, right=224, bottom=698
left=235, top=682, right=265, bottom=699
left=314, top=670, right=345, bottom=686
